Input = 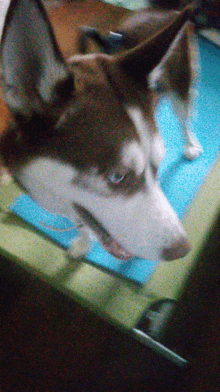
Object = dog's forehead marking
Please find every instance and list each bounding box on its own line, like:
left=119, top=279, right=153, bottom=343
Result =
left=126, top=106, right=149, bottom=132
left=121, top=141, right=145, bottom=176
left=125, top=106, right=151, bottom=156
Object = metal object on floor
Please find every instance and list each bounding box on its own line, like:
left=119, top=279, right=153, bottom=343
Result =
left=133, top=299, right=188, bottom=367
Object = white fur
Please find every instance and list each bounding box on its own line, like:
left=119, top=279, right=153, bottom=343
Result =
left=151, top=132, right=166, bottom=168
left=125, top=106, right=166, bottom=169
left=171, top=94, right=203, bottom=160
left=68, top=53, right=97, bottom=63
left=17, top=158, right=79, bottom=218
left=73, top=168, right=113, bottom=196
left=126, top=106, right=151, bottom=159
left=0, top=0, right=10, bottom=40
left=148, top=65, right=164, bottom=92
left=121, top=141, right=145, bottom=175
left=68, top=226, right=92, bottom=259
left=17, top=112, right=187, bottom=261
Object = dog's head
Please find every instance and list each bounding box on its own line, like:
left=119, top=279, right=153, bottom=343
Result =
left=0, top=0, right=191, bottom=261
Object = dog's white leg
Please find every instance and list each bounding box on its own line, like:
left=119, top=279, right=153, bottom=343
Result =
left=183, top=128, right=203, bottom=160
left=68, top=220, right=91, bottom=259
left=171, top=93, right=203, bottom=160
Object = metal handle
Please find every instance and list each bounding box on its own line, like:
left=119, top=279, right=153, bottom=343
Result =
left=133, top=328, right=188, bottom=367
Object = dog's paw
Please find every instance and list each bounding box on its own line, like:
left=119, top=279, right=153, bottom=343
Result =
left=184, top=138, right=203, bottom=160
left=68, top=229, right=91, bottom=259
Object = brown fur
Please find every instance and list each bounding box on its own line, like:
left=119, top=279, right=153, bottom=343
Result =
left=0, top=0, right=199, bottom=261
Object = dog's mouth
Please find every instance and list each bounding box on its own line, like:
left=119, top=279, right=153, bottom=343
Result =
left=74, top=204, right=134, bottom=261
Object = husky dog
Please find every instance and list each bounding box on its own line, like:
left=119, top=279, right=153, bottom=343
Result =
left=0, top=0, right=203, bottom=261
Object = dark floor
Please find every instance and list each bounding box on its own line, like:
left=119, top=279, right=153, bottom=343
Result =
left=0, top=259, right=186, bottom=392
left=1, top=214, right=219, bottom=392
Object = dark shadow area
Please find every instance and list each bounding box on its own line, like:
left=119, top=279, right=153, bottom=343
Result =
left=1, top=212, right=219, bottom=391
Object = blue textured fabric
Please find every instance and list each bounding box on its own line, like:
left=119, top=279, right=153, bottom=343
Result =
left=158, top=38, right=220, bottom=219
left=9, top=38, right=220, bottom=283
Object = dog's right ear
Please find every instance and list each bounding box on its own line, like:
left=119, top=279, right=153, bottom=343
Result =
left=0, top=0, right=74, bottom=122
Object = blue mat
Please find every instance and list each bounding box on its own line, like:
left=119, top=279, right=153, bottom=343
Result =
left=158, top=37, right=220, bottom=217
left=9, top=37, right=220, bottom=284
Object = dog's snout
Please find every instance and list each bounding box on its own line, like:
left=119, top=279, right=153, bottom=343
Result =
left=162, top=237, right=191, bottom=261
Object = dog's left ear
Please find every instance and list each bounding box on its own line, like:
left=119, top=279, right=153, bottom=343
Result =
left=115, top=6, right=192, bottom=85
left=0, top=0, right=74, bottom=121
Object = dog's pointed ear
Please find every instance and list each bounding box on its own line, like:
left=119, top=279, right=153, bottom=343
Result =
left=1, top=0, right=74, bottom=120
left=115, top=6, right=192, bottom=84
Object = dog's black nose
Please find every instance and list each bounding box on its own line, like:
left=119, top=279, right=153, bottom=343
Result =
left=162, top=237, right=191, bottom=261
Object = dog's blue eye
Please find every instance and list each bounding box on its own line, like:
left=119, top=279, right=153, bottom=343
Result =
left=108, top=172, right=125, bottom=184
